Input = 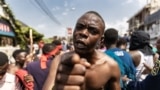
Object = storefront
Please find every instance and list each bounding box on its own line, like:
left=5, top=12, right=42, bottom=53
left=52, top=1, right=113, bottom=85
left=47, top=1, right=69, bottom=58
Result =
left=0, top=18, right=15, bottom=46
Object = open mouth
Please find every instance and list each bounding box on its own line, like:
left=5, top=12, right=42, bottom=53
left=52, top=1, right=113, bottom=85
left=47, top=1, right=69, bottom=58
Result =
left=75, top=41, right=87, bottom=49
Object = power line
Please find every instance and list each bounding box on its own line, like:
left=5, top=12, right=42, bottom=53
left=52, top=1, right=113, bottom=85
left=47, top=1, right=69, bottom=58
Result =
left=28, top=0, right=46, bottom=16
left=34, top=0, right=61, bottom=25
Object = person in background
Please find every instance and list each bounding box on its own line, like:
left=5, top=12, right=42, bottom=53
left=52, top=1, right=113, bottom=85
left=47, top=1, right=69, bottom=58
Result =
left=33, top=42, right=39, bottom=55
left=0, top=51, right=33, bottom=90
left=0, top=52, right=19, bottom=90
left=37, top=40, right=45, bottom=56
left=116, top=37, right=128, bottom=51
left=129, top=30, right=154, bottom=81
left=12, top=49, right=34, bottom=90
left=125, top=50, right=160, bottom=90
left=53, top=36, right=58, bottom=41
left=26, top=42, right=62, bottom=90
left=104, top=28, right=136, bottom=90
left=61, top=37, right=68, bottom=51
left=155, top=38, right=160, bottom=60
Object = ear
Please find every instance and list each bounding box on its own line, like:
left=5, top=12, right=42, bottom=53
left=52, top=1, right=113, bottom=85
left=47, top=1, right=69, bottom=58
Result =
left=15, top=60, right=19, bottom=62
left=98, top=38, right=101, bottom=44
left=15, top=57, right=19, bottom=62
left=96, top=39, right=101, bottom=47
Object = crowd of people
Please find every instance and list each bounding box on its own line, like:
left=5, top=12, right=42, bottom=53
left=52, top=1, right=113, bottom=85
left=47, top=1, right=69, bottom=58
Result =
left=0, top=11, right=160, bottom=90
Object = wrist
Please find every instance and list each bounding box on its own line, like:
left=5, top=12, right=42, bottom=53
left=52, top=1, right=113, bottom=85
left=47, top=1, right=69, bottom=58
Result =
left=125, top=79, right=132, bottom=85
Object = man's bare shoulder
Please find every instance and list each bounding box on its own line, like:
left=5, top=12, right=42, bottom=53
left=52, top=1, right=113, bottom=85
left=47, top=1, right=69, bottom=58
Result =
left=129, top=50, right=140, bottom=55
left=129, top=50, right=141, bottom=60
left=96, top=50, right=119, bottom=67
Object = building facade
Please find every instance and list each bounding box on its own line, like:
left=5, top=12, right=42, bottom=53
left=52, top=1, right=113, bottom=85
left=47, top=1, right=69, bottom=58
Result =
left=128, top=0, right=160, bottom=44
left=0, top=16, right=15, bottom=46
left=0, top=4, right=15, bottom=46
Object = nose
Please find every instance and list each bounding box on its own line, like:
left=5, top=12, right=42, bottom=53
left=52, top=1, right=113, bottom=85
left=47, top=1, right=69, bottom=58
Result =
left=79, top=29, right=89, bottom=38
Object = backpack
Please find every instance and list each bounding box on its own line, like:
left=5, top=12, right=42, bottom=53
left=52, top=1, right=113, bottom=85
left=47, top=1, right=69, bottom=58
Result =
left=16, top=69, right=34, bottom=90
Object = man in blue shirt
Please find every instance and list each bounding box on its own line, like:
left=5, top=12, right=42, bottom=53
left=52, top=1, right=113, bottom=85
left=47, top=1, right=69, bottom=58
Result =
left=104, top=28, right=136, bottom=90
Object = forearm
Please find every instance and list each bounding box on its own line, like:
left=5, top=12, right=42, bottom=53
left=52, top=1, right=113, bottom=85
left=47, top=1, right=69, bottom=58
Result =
left=42, top=55, right=61, bottom=90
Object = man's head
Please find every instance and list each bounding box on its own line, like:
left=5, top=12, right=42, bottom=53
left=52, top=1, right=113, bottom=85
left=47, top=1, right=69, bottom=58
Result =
left=52, top=40, right=61, bottom=46
left=0, top=52, right=9, bottom=80
left=42, top=42, right=62, bottom=56
left=129, top=30, right=150, bottom=50
left=42, top=43, right=56, bottom=55
left=129, top=30, right=153, bottom=55
left=12, top=49, right=28, bottom=66
left=104, top=28, right=119, bottom=47
left=116, top=37, right=127, bottom=50
left=73, top=11, right=105, bottom=55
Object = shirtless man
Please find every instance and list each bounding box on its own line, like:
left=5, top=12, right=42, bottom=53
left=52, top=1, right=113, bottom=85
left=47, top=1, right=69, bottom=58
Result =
left=43, top=11, right=121, bottom=90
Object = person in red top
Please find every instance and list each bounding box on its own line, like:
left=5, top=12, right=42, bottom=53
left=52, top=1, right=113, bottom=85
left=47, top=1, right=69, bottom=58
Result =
left=26, top=41, right=62, bottom=90
left=12, top=49, right=34, bottom=90
left=38, top=40, right=45, bottom=49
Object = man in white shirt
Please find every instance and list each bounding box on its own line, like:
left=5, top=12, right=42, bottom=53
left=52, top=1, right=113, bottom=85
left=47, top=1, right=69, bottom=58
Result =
left=0, top=52, right=22, bottom=90
left=129, top=30, right=154, bottom=81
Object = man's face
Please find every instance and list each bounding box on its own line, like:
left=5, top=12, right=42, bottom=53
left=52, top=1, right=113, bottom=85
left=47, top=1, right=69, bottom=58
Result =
left=16, top=52, right=27, bottom=64
left=73, top=13, right=104, bottom=54
left=0, top=63, right=8, bottom=80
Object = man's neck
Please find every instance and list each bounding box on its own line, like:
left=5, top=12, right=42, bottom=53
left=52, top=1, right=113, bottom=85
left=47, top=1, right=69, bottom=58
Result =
left=107, top=44, right=116, bottom=49
left=15, top=63, right=23, bottom=69
left=78, top=50, right=97, bottom=64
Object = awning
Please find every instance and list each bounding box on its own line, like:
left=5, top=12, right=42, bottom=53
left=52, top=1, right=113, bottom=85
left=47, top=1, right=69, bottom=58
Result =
left=0, top=19, right=15, bottom=37
left=144, top=9, right=160, bottom=25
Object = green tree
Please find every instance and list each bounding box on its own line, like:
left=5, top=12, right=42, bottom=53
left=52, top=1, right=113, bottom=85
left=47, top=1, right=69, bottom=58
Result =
left=0, top=0, right=44, bottom=49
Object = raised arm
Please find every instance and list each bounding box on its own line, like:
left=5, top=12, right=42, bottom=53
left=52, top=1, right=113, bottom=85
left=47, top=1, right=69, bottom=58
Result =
left=42, top=55, right=61, bottom=90
left=43, top=52, right=90, bottom=90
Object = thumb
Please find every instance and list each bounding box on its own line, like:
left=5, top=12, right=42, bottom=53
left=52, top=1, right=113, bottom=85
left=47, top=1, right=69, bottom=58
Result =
left=79, top=58, right=91, bottom=68
left=124, top=75, right=127, bottom=78
left=71, top=53, right=91, bottom=68
left=71, top=53, right=81, bottom=64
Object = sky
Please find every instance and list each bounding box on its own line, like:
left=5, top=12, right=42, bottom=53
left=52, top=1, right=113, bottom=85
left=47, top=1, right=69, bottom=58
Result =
left=1, top=0, right=149, bottom=38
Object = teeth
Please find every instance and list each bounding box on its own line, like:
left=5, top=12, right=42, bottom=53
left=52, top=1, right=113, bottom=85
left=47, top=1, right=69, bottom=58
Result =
left=77, top=43, right=85, bottom=48
left=78, top=43, right=83, bottom=46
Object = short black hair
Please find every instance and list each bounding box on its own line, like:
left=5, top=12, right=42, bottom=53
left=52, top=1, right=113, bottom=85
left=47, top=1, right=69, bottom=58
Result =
left=104, top=28, right=118, bottom=46
left=42, top=43, right=56, bottom=54
left=79, top=11, right=105, bottom=31
left=129, top=30, right=150, bottom=50
left=86, top=11, right=105, bottom=28
left=12, top=49, right=28, bottom=59
left=0, top=52, right=9, bottom=66
left=116, top=37, right=127, bottom=48
left=52, top=40, right=61, bottom=45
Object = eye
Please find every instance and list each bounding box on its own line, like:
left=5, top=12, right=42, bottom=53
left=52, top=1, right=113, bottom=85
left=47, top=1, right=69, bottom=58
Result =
left=75, top=24, right=85, bottom=30
left=88, top=27, right=99, bottom=35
